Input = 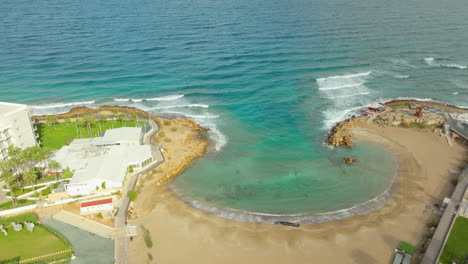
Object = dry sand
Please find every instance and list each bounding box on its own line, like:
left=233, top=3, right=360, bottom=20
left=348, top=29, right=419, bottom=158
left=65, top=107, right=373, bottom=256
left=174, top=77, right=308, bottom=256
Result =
left=129, top=124, right=467, bottom=264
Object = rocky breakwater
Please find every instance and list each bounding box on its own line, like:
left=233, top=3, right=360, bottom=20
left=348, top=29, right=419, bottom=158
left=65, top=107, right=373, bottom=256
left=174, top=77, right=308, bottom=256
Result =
left=155, top=118, right=209, bottom=185
left=326, top=116, right=369, bottom=147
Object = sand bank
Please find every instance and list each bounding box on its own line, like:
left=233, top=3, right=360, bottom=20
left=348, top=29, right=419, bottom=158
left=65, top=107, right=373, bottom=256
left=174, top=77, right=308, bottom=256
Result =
left=129, top=122, right=467, bottom=264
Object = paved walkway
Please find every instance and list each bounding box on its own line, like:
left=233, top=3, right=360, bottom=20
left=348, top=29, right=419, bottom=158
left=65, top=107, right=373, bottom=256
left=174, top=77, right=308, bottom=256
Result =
left=421, top=167, right=468, bottom=264
left=114, top=117, right=164, bottom=264
left=52, top=210, right=114, bottom=238
left=42, top=217, right=114, bottom=264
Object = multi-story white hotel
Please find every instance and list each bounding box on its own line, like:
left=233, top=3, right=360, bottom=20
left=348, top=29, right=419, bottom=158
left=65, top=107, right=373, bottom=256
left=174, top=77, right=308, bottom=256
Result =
left=0, top=102, right=37, bottom=160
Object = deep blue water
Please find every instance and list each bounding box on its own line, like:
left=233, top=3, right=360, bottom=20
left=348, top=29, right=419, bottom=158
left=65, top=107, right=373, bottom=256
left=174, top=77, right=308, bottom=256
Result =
left=1, top=0, right=467, bottom=219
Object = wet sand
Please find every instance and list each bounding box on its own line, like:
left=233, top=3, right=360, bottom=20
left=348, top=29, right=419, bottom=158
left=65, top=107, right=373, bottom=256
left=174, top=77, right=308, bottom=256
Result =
left=129, top=124, right=467, bottom=264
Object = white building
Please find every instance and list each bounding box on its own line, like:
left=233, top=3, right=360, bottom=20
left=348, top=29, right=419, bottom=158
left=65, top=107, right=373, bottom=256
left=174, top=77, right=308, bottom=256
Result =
left=53, top=127, right=154, bottom=196
left=80, top=198, right=114, bottom=214
left=0, top=102, right=37, bottom=160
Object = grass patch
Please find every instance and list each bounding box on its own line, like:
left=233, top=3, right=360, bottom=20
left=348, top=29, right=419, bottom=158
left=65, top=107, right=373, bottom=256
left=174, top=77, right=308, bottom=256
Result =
left=141, top=226, right=153, bottom=248
left=0, top=213, right=38, bottom=226
left=0, top=200, right=36, bottom=210
left=399, top=241, right=416, bottom=254
left=37, top=119, right=147, bottom=149
left=0, top=225, right=71, bottom=261
left=439, top=216, right=468, bottom=264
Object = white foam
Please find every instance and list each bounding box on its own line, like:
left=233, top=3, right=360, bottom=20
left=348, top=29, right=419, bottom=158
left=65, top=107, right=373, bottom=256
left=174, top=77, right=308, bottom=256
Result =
left=327, top=91, right=370, bottom=99
left=394, top=75, right=409, bottom=79
left=318, top=83, right=364, bottom=91
left=424, top=57, right=467, bottom=69
left=30, top=100, right=96, bottom=110
left=316, top=71, right=374, bottom=129
left=157, top=111, right=219, bottom=119
left=146, top=94, right=184, bottom=101
left=453, top=92, right=459, bottom=95
left=148, top=104, right=210, bottom=110
left=114, top=98, right=130, bottom=102
left=316, top=71, right=372, bottom=82
left=132, top=99, right=143, bottom=102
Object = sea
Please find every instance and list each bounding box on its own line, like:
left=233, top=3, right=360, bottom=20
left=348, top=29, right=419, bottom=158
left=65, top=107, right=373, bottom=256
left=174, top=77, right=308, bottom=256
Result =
left=1, top=0, right=467, bottom=222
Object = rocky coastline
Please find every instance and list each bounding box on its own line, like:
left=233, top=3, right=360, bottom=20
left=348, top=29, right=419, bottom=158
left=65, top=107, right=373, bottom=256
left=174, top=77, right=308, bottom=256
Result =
left=326, top=99, right=468, bottom=148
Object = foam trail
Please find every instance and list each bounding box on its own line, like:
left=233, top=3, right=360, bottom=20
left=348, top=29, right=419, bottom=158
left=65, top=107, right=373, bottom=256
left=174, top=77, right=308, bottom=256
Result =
left=424, top=57, right=467, bottom=69
left=394, top=75, right=409, bottom=79
left=30, top=100, right=96, bottom=109
left=114, top=98, right=130, bottom=102
left=147, top=94, right=184, bottom=101
left=147, top=104, right=210, bottom=110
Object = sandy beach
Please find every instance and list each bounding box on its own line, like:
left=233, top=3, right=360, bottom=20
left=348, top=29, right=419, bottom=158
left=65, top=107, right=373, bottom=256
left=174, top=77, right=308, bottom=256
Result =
left=129, top=123, right=467, bottom=264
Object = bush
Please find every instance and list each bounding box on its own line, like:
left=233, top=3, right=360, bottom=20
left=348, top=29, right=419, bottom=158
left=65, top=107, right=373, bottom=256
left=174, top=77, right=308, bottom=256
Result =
left=0, top=256, right=20, bottom=264
left=97, top=212, right=103, bottom=219
left=41, top=187, right=51, bottom=196
left=128, top=167, right=134, bottom=173
left=101, top=181, right=106, bottom=189
left=141, top=226, right=153, bottom=248
left=158, top=132, right=165, bottom=138
left=127, top=191, right=138, bottom=201
left=148, top=253, right=153, bottom=261
left=163, top=120, right=171, bottom=126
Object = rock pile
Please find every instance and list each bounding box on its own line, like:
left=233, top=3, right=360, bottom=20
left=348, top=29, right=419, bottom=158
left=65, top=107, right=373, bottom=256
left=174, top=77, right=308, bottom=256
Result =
left=326, top=116, right=368, bottom=147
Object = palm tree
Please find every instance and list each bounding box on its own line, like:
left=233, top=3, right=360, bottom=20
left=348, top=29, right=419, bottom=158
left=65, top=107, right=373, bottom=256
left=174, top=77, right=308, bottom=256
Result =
left=111, top=110, right=118, bottom=124
left=98, top=115, right=107, bottom=134
left=32, top=147, right=52, bottom=179
left=0, top=162, right=17, bottom=205
left=47, top=160, right=61, bottom=180
left=76, top=119, right=85, bottom=138
left=118, top=114, right=126, bottom=127
left=64, top=116, right=71, bottom=125
left=83, top=115, right=95, bottom=136
left=131, top=113, right=139, bottom=127
left=22, top=168, right=37, bottom=192
left=46, top=116, right=58, bottom=129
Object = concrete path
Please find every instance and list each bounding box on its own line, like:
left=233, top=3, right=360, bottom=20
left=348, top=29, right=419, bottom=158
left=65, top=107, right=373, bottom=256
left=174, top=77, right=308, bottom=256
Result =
left=52, top=210, right=114, bottom=238
left=42, top=217, right=114, bottom=264
left=421, top=168, right=468, bottom=264
left=114, top=117, right=164, bottom=264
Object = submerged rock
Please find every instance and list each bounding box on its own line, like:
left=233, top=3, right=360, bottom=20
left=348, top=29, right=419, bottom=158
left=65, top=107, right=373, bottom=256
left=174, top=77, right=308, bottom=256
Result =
left=343, top=157, right=357, bottom=165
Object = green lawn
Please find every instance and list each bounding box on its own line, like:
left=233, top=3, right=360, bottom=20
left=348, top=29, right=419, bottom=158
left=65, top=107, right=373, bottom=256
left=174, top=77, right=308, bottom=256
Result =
left=439, top=216, right=468, bottom=264
left=37, top=120, right=147, bottom=149
left=0, top=226, right=71, bottom=261
left=0, top=199, right=36, bottom=210
left=399, top=241, right=416, bottom=254
left=0, top=213, right=71, bottom=262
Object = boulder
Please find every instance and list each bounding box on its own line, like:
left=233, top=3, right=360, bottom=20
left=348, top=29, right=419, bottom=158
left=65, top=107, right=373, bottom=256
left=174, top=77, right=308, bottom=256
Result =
left=343, top=157, right=357, bottom=165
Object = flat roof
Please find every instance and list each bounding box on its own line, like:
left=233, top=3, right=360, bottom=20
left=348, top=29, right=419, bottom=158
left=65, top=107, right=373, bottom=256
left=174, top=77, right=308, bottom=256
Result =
left=0, top=102, right=28, bottom=115
left=81, top=198, right=113, bottom=208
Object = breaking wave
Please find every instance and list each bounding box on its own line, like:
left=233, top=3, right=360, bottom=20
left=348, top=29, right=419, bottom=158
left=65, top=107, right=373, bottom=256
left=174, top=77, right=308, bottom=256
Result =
left=317, top=71, right=374, bottom=129
left=147, top=94, right=185, bottom=101
left=424, top=57, right=467, bottom=69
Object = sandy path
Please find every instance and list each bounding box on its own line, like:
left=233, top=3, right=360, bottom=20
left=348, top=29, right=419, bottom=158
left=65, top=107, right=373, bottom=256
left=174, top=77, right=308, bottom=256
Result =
left=129, top=125, right=467, bottom=264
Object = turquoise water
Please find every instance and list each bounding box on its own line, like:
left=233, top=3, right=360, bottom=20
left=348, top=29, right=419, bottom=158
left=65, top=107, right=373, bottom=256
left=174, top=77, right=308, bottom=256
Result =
left=1, top=0, right=467, bottom=219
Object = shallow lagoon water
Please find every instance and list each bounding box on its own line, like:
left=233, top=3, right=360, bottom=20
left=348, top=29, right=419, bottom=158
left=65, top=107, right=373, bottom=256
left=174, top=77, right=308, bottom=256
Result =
left=1, top=0, right=467, bottom=218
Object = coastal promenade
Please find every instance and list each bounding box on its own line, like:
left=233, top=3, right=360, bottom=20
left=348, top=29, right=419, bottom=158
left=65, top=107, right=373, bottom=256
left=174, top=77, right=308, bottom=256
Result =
left=421, top=167, right=468, bottom=264
left=114, top=118, right=165, bottom=264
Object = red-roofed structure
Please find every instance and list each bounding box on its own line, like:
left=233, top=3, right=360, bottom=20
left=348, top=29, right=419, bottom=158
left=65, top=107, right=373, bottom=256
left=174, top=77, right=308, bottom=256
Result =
left=80, top=198, right=113, bottom=214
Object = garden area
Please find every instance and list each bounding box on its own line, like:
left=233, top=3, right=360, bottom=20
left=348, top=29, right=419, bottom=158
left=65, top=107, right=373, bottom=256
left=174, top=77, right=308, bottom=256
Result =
left=0, top=213, right=73, bottom=263
left=36, top=114, right=147, bottom=149
left=439, top=216, right=468, bottom=264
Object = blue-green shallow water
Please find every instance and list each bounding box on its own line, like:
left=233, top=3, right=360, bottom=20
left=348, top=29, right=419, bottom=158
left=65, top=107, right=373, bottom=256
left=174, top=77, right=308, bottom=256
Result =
left=1, top=0, right=467, bottom=220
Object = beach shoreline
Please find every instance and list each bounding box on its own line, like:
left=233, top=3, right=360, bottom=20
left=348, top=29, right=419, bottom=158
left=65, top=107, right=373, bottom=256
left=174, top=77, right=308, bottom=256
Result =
left=127, top=100, right=468, bottom=264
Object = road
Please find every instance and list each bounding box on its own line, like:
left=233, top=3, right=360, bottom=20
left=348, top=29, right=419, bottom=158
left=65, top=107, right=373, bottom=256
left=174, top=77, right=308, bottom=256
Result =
left=114, top=118, right=164, bottom=264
